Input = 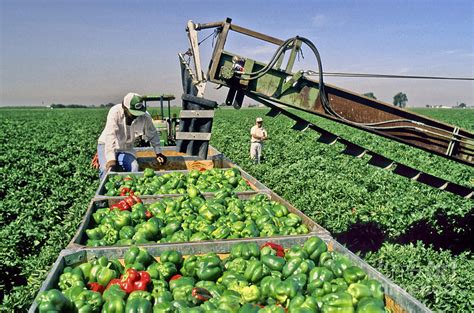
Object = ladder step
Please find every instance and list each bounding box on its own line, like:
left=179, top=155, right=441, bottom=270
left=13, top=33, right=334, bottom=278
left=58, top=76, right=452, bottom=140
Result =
left=317, top=132, right=338, bottom=145
left=180, top=110, right=215, bottom=118
left=176, top=132, right=212, bottom=141
left=367, top=154, right=394, bottom=169
left=342, top=143, right=366, bottom=158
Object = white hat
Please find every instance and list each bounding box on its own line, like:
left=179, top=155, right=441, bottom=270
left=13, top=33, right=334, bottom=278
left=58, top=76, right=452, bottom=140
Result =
left=123, top=93, right=146, bottom=116
left=256, top=117, right=263, bottom=122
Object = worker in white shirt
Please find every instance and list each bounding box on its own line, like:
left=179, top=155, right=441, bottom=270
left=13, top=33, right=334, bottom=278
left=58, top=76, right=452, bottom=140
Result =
left=250, top=117, right=268, bottom=163
left=96, top=92, right=167, bottom=179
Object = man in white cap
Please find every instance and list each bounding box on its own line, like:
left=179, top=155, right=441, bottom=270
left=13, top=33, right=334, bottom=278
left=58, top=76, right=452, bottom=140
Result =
left=96, top=92, right=166, bottom=179
left=250, top=117, right=268, bottom=163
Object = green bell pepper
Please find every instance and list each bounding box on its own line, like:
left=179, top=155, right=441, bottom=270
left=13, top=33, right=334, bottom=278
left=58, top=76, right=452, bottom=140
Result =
left=230, top=242, right=260, bottom=260
left=37, top=289, right=73, bottom=313
left=124, top=246, right=154, bottom=270
left=160, top=250, right=183, bottom=267
left=160, top=220, right=181, bottom=237
left=124, top=297, right=153, bottom=313
left=343, top=266, right=367, bottom=284
left=153, top=290, right=173, bottom=306
left=356, top=297, right=386, bottom=313
left=93, top=208, right=110, bottom=224
left=58, top=267, right=85, bottom=291
left=196, top=253, right=222, bottom=281
left=261, top=255, right=286, bottom=272
left=72, top=290, right=103, bottom=313
left=287, top=273, right=307, bottom=291
left=238, top=303, right=261, bottom=312
left=303, top=236, right=327, bottom=264
left=360, top=279, right=384, bottom=301
left=307, top=267, right=335, bottom=293
left=288, top=295, right=318, bottom=313
left=147, top=262, right=177, bottom=281
left=103, top=284, right=127, bottom=302
left=111, top=210, right=132, bottom=230
left=284, top=246, right=308, bottom=260
left=128, top=290, right=153, bottom=302
left=180, top=255, right=198, bottom=278
left=120, top=226, right=136, bottom=240
left=239, top=285, right=261, bottom=303
left=211, top=225, right=231, bottom=239
left=131, top=203, right=148, bottom=224
left=102, top=297, right=126, bottom=313
left=218, top=271, right=247, bottom=288
left=274, top=279, right=300, bottom=304
left=86, top=227, right=105, bottom=241
left=225, top=257, right=248, bottom=275
left=282, top=257, right=315, bottom=278
left=347, top=283, right=372, bottom=304
left=321, top=291, right=354, bottom=313
left=149, top=279, right=169, bottom=298
left=243, top=259, right=265, bottom=283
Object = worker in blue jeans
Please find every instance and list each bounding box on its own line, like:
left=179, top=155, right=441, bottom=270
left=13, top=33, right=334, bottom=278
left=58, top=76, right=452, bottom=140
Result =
left=93, top=92, right=166, bottom=179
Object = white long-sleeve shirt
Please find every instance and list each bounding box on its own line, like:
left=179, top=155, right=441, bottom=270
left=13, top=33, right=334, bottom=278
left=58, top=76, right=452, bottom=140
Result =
left=98, top=104, right=161, bottom=162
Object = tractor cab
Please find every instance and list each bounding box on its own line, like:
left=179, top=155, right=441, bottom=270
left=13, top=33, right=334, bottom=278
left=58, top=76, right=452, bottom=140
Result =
left=136, top=94, right=178, bottom=147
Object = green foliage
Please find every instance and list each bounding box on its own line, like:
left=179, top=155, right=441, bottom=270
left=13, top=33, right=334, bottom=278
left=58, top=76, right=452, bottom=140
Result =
left=393, top=92, right=408, bottom=108
left=0, top=108, right=106, bottom=310
left=210, top=107, right=473, bottom=311
left=364, top=242, right=474, bottom=312
left=363, top=92, right=377, bottom=99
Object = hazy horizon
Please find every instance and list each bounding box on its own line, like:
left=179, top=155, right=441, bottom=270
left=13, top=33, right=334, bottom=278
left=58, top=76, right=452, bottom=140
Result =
left=1, top=0, right=473, bottom=107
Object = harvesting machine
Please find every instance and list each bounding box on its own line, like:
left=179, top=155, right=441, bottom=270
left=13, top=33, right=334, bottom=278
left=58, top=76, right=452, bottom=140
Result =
left=175, top=18, right=473, bottom=199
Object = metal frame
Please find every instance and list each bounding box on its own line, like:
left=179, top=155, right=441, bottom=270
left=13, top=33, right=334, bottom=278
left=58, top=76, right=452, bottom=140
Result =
left=185, top=18, right=474, bottom=166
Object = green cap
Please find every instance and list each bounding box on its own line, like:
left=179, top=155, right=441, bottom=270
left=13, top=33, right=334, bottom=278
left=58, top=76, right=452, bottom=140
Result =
left=123, top=93, right=146, bottom=116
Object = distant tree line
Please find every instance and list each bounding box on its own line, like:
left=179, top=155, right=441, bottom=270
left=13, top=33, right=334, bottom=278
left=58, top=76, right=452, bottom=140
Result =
left=50, top=103, right=115, bottom=108
left=363, top=91, right=408, bottom=108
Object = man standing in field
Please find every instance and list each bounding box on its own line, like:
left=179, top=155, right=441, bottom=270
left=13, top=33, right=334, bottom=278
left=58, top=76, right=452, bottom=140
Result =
left=95, top=92, right=166, bottom=179
left=250, top=117, right=268, bottom=163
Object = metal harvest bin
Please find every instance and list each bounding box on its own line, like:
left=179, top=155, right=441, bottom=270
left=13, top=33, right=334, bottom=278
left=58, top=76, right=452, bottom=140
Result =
left=68, top=190, right=330, bottom=249
left=94, top=166, right=270, bottom=200
left=30, top=235, right=430, bottom=313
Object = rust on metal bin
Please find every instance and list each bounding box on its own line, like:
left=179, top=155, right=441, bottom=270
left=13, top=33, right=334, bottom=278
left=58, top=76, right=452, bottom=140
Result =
left=68, top=190, right=329, bottom=249
left=30, top=235, right=430, bottom=313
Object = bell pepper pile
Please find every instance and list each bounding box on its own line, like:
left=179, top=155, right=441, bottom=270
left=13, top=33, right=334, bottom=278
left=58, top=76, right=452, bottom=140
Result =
left=86, top=190, right=309, bottom=247
left=103, top=168, right=251, bottom=196
left=37, top=237, right=390, bottom=312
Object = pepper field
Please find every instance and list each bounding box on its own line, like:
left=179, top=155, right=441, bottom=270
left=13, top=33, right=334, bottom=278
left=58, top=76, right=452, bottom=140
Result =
left=0, top=107, right=472, bottom=311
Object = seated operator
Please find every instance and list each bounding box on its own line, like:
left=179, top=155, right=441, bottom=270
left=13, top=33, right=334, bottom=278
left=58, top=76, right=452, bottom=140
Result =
left=96, top=92, right=167, bottom=179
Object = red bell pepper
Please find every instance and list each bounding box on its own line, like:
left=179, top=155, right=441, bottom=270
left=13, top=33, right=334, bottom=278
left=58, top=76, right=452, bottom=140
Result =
left=169, top=274, right=182, bottom=281
left=119, top=269, right=151, bottom=293
left=120, top=187, right=132, bottom=196
left=130, top=194, right=142, bottom=204
left=110, top=200, right=131, bottom=211
left=261, top=242, right=285, bottom=257
left=106, top=278, right=121, bottom=290
left=87, top=282, right=105, bottom=294
left=192, top=287, right=212, bottom=302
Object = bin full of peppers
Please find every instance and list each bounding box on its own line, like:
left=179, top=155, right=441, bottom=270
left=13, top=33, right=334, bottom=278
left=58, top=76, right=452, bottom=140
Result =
left=36, top=236, right=390, bottom=312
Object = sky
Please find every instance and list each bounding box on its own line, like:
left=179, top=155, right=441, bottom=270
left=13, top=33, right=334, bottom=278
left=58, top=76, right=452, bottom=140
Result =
left=1, top=0, right=473, bottom=107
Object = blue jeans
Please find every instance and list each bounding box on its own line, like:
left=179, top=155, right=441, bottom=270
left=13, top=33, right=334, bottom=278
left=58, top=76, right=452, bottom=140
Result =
left=97, top=144, right=139, bottom=180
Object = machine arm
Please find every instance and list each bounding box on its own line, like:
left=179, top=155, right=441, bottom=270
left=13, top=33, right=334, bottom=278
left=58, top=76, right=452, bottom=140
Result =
left=185, top=18, right=473, bottom=166
left=180, top=18, right=473, bottom=198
